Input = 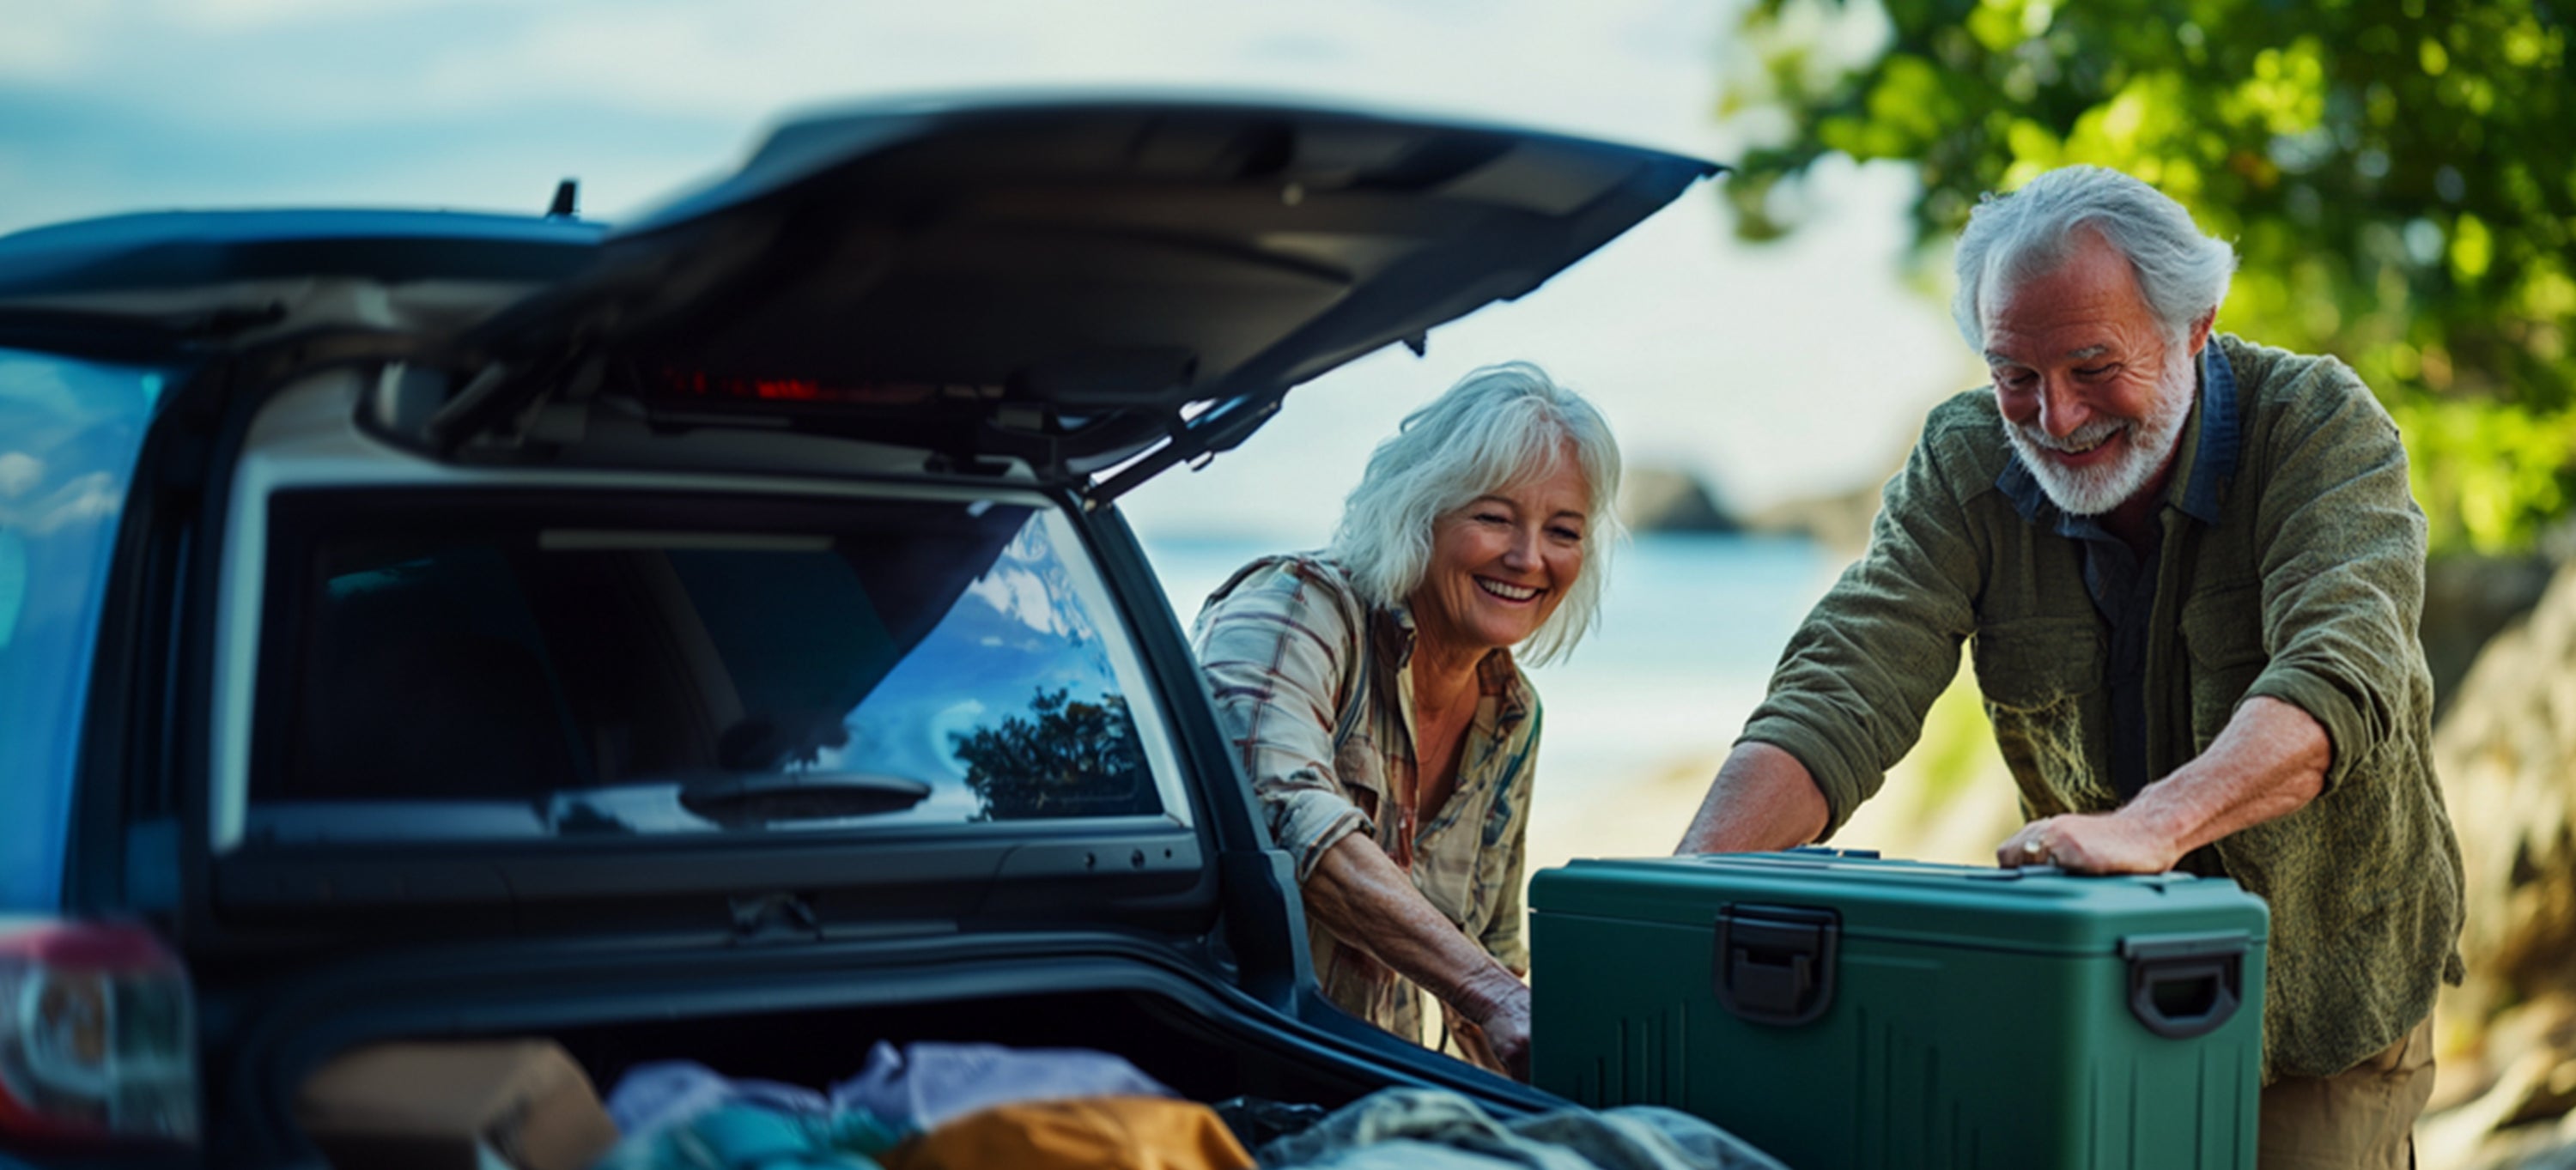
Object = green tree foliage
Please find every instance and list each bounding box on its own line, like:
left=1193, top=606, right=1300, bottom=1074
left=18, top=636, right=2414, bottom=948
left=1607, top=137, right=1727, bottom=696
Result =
left=1721, top=0, right=2574, bottom=551
left=951, top=687, right=1157, bottom=821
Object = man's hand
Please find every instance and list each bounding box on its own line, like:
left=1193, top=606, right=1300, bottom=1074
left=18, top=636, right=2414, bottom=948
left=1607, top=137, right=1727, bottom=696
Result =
left=1996, top=810, right=2182, bottom=874
left=1996, top=697, right=2331, bottom=875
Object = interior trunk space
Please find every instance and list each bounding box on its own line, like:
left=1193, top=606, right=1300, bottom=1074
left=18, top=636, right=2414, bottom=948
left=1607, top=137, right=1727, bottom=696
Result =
left=238, top=944, right=1481, bottom=1169
left=542, top=985, right=1391, bottom=1112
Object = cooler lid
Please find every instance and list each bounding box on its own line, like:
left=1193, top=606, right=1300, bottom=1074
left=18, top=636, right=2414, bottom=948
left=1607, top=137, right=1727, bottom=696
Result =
left=1531, top=852, right=2269, bottom=956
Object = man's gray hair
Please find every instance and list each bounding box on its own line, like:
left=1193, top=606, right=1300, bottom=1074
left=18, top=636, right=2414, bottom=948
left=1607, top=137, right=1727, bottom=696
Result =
left=1952, top=166, right=2239, bottom=349
left=1327, top=361, right=1622, bottom=666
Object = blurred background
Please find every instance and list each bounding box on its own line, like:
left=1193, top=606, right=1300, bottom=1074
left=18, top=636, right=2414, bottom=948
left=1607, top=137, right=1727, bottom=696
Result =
left=4, top=1, right=2570, bottom=1163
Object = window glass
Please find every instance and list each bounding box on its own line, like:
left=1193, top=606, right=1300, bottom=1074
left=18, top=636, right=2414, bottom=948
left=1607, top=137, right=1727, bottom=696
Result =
left=246, top=493, right=1182, bottom=845
left=0, top=350, right=167, bottom=908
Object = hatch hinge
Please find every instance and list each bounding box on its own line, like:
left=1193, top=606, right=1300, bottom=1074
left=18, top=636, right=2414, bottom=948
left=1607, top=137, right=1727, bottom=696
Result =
left=1084, top=394, right=1286, bottom=505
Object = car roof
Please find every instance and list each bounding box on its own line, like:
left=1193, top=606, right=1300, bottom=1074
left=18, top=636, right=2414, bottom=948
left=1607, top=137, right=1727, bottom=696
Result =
left=0, top=209, right=603, bottom=300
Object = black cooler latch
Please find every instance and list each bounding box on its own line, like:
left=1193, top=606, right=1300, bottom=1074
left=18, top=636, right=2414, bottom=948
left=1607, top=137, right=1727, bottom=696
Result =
left=1712, top=904, right=1840, bottom=1026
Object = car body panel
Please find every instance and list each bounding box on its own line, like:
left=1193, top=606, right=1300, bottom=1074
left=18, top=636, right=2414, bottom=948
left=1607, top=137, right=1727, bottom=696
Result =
left=0, top=210, right=603, bottom=302
left=466, top=96, right=1718, bottom=482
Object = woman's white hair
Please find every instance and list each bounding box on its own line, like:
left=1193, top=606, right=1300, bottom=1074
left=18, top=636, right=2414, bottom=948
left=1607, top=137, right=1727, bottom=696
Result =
left=1326, top=361, right=1623, bottom=666
left=1953, top=166, right=2239, bottom=350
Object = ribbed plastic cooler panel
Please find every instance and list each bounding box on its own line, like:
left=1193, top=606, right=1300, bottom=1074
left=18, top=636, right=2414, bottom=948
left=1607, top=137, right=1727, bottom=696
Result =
left=1529, top=851, right=2267, bottom=1169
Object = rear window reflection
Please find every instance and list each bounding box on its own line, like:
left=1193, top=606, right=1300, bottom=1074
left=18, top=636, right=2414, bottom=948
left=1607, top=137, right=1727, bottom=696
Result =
left=249, top=493, right=1171, bottom=845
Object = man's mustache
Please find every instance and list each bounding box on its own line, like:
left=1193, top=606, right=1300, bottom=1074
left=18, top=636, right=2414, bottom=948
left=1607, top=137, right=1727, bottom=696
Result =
left=2011, top=416, right=2129, bottom=453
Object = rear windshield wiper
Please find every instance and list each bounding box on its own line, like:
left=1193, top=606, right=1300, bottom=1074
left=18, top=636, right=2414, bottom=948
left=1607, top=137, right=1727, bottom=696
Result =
left=677, top=772, right=934, bottom=827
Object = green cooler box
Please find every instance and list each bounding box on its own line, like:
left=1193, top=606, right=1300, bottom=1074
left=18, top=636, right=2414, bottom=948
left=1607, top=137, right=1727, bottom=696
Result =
left=1531, top=849, right=2267, bottom=1168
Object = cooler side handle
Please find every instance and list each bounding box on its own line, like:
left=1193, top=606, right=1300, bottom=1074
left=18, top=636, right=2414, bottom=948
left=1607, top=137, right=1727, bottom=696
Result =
left=2118, top=931, right=2248, bottom=1040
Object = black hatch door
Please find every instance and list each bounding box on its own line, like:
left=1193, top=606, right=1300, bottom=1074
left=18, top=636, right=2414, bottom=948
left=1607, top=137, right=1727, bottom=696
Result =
left=453, top=94, right=1719, bottom=493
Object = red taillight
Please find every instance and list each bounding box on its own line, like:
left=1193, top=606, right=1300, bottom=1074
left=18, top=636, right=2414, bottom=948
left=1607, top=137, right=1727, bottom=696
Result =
left=0, top=919, right=198, bottom=1147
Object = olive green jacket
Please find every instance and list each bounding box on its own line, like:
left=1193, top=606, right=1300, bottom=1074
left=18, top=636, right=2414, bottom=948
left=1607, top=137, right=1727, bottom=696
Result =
left=1741, top=334, right=2466, bottom=1082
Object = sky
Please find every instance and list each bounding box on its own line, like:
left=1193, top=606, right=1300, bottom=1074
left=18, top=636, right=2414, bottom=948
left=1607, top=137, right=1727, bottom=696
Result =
left=0, top=0, right=1979, bottom=543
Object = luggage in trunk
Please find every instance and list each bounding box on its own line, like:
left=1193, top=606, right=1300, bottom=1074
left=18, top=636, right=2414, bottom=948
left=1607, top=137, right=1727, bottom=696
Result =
left=1527, top=849, right=2268, bottom=1169
left=230, top=944, right=1530, bottom=1169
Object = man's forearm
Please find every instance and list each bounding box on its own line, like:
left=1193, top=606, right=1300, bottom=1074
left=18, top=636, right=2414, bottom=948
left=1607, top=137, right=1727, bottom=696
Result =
left=1303, top=833, right=1522, bottom=1019
left=2010, top=695, right=2331, bottom=873
left=1674, top=741, right=1832, bottom=854
left=2124, top=695, right=2328, bottom=854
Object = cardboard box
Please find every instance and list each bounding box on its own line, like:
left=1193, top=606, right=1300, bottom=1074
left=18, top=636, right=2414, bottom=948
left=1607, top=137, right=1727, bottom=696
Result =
left=295, top=1040, right=622, bottom=1170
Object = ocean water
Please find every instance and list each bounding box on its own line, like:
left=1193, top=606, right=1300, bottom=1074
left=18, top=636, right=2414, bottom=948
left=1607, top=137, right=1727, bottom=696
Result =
left=1139, top=532, right=1847, bottom=800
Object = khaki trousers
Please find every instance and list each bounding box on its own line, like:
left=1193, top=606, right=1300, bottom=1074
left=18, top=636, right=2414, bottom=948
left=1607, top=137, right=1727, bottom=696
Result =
left=2258, top=1016, right=2437, bottom=1169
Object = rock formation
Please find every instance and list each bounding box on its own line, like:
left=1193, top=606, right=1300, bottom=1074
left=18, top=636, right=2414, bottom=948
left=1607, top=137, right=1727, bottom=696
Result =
left=2426, top=555, right=2557, bottom=718
left=2420, top=561, right=2576, bottom=1167
left=1741, top=480, right=1881, bottom=555
left=1614, top=464, right=1738, bottom=534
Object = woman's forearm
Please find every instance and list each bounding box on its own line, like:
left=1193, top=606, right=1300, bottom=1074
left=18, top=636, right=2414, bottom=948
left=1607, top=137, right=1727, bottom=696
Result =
left=1302, top=833, right=1525, bottom=1024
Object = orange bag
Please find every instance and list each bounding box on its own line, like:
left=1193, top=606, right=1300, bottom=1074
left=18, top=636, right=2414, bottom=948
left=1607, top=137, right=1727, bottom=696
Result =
left=884, top=1096, right=1254, bottom=1170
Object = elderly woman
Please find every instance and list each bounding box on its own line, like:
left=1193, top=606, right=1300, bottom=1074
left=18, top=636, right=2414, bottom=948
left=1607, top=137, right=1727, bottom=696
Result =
left=1191, top=361, right=1620, bottom=1081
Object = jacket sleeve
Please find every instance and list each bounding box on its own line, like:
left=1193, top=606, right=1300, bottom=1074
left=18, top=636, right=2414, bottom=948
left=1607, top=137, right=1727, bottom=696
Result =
left=1189, top=561, right=1375, bottom=881
left=2239, top=364, right=2427, bottom=793
left=1735, top=421, right=1986, bottom=836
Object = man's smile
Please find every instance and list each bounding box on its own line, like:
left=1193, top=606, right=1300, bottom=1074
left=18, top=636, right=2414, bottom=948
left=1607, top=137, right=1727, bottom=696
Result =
left=2023, top=417, right=2129, bottom=460
left=2042, top=434, right=2120, bottom=468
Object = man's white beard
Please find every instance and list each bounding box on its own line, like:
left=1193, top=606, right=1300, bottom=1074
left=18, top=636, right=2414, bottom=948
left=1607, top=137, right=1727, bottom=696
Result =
left=2004, top=353, right=2197, bottom=518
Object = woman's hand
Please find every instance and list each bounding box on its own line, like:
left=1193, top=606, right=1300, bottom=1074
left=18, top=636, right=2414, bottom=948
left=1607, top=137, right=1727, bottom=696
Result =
left=1305, top=834, right=1535, bottom=1081
left=1445, top=972, right=1533, bottom=1080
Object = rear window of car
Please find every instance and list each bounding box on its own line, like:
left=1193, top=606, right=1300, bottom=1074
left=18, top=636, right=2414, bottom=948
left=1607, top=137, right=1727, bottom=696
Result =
left=242, top=488, right=1187, bottom=846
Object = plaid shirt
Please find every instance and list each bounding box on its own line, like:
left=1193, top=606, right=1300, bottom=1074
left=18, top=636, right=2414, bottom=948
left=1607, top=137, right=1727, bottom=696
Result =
left=1192, top=555, right=1540, bottom=1046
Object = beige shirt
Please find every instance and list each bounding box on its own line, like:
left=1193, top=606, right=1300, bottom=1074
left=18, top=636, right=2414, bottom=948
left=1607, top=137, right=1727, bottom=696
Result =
left=1192, top=555, right=1539, bottom=1046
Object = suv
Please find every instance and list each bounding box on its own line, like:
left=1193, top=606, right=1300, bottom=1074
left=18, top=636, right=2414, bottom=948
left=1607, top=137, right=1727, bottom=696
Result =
left=0, top=95, right=1712, bottom=1167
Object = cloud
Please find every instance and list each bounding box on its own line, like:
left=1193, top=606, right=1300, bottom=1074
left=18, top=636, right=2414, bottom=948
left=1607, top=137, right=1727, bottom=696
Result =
left=11, top=0, right=1728, bottom=153
left=153, top=0, right=496, bottom=31
left=966, top=567, right=1072, bottom=639
left=0, top=0, right=1735, bottom=226
left=0, top=453, right=39, bottom=499
left=0, top=2, right=113, bottom=81
left=907, top=698, right=991, bottom=774
left=0, top=359, right=83, bottom=418
left=21, top=471, right=123, bottom=536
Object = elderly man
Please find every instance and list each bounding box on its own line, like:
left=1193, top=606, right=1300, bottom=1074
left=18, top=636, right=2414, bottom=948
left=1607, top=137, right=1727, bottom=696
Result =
left=1677, top=166, right=2463, bottom=1167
